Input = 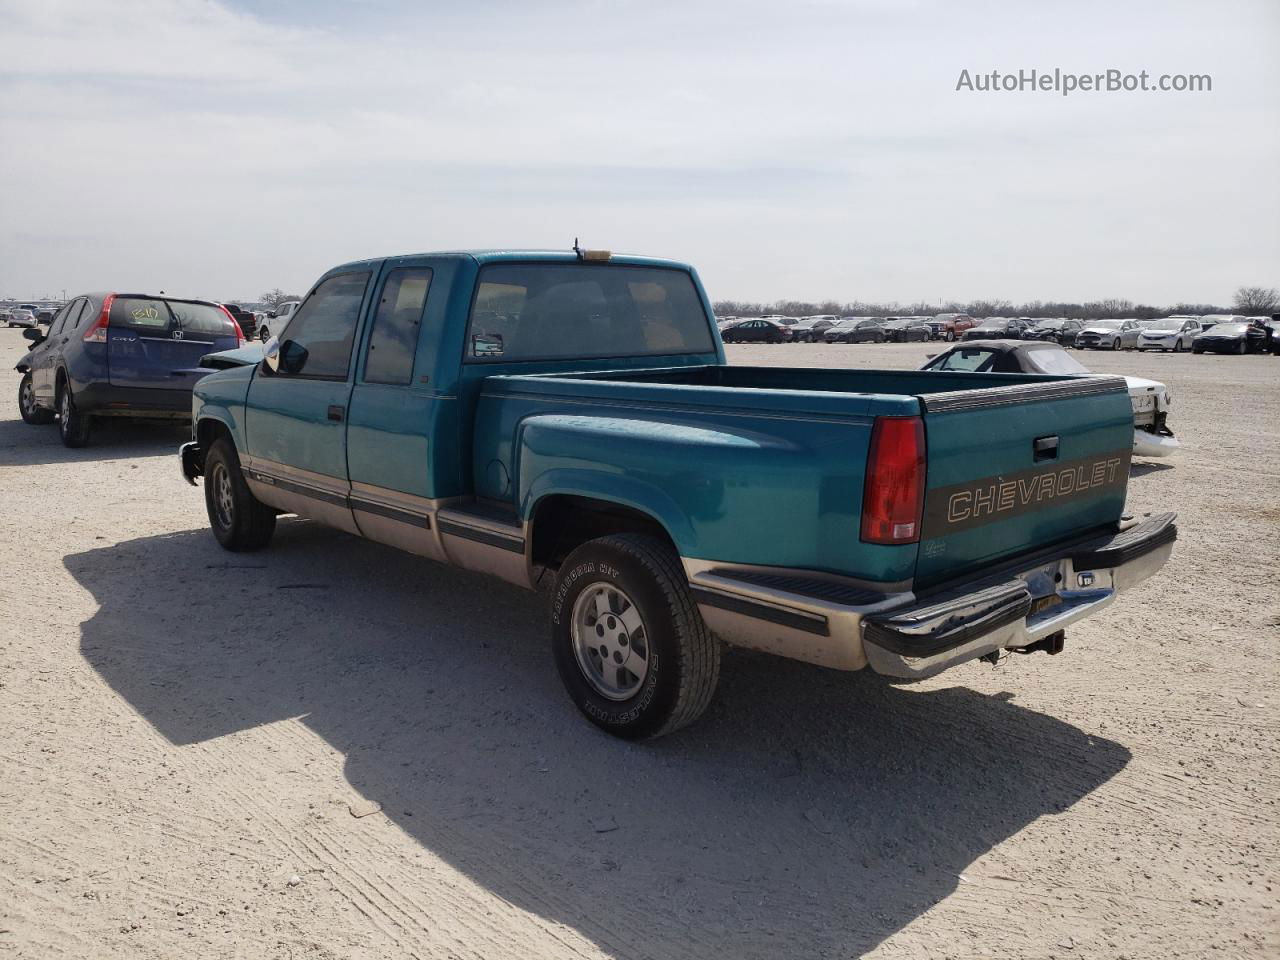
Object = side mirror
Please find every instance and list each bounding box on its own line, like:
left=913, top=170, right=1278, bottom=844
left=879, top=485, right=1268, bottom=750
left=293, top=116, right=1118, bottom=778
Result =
left=261, top=336, right=281, bottom=374
left=23, top=327, right=44, bottom=343
left=267, top=311, right=277, bottom=319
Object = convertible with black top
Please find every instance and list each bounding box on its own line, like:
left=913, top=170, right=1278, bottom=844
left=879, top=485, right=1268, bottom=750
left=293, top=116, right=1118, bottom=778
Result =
left=178, top=248, right=1176, bottom=738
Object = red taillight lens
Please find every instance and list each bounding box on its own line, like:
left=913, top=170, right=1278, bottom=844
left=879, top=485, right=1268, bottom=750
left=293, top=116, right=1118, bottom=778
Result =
left=221, top=306, right=246, bottom=344
left=83, top=294, right=115, bottom=342
left=861, top=416, right=926, bottom=545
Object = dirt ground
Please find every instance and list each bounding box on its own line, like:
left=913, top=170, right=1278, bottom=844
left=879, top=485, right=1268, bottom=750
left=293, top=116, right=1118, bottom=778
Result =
left=0, top=333, right=1275, bottom=960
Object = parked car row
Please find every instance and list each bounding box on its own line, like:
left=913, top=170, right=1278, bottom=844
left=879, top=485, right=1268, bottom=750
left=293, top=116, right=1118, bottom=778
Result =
left=714, top=312, right=1280, bottom=355
left=718, top=314, right=946, bottom=344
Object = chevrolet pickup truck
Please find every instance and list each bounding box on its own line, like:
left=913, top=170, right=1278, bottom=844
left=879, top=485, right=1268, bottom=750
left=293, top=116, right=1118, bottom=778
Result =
left=179, top=249, right=1176, bottom=739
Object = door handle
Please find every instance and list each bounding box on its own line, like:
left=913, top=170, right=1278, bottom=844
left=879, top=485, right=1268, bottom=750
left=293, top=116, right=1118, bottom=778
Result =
left=327, top=405, right=345, bottom=422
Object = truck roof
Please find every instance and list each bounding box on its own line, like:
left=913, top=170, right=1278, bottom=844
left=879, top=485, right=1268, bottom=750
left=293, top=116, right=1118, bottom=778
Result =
left=327, top=249, right=695, bottom=273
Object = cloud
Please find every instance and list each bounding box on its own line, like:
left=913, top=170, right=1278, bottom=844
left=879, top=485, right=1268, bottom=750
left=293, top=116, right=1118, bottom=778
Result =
left=0, top=0, right=1276, bottom=302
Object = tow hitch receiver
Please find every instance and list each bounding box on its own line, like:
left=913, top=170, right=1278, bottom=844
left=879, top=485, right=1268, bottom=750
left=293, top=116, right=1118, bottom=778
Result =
left=1011, top=630, right=1065, bottom=656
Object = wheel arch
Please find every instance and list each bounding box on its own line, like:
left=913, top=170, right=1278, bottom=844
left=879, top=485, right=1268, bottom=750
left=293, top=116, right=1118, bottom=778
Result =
left=196, top=415, right=235, bottom=450
left=529, top=491, right=684, bottom=572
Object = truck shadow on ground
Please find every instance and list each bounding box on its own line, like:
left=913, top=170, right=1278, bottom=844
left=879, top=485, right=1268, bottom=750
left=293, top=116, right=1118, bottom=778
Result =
left=0, top=416, right=188, bottom=467
left=68, top=523, right=1131, bottom=959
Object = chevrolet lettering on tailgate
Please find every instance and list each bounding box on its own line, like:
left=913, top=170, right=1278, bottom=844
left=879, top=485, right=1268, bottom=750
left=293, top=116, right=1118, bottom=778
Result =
left=928, top=451, right=1131, bottom=533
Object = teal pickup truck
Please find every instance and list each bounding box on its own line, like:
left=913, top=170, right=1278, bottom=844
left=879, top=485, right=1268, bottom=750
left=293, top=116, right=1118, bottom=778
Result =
left=180, top=249, right=1175, bottom=738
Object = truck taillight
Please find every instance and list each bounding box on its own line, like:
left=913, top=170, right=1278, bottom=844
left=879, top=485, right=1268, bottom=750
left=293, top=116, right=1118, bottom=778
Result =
left=83, top=294, right=115, bottom=342
left=861, top=416, right=926, bottom=545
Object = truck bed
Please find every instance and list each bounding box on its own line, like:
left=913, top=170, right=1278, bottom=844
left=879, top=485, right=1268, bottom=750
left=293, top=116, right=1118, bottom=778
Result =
left=476, top=364, right=1134, bottom=589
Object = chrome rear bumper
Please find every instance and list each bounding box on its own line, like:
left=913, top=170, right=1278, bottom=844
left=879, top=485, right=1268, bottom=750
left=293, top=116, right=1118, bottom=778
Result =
left=685, top=513, right=1177, bottom=678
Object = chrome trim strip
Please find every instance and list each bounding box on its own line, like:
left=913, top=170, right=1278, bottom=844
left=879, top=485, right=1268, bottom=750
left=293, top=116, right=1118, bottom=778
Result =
left=350, top=497, right=431, bottom=528
left=689, top=585, right=829, bottom=636
left=248, top=470, right=346, bottom=508
left=437, top=518, right=524, bottom=553
left=921, top=376, right=1127, bottom=413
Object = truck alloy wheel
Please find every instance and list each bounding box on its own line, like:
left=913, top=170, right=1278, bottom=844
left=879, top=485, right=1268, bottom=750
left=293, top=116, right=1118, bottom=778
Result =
left=550, top=534, right=719, bottom=739
left=571, top=582, right=650, bottom=700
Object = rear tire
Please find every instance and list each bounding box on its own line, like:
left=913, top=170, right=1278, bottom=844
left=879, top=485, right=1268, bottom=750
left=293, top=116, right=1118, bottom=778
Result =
left=550, top=533, right=720, bottom=739
left=18, top=373, right=54, bottom=425
left=57, top=383, right=91, bottom=447
left=204, top=437, right=276, bottom=551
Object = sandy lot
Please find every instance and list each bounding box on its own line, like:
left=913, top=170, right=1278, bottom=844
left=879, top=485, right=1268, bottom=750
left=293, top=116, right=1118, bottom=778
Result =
left=0, top=334, right=1275, bottom=959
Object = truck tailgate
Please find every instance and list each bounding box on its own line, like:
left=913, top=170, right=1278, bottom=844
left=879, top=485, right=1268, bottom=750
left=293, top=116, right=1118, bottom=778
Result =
left=915, top=377, right=1134, bottom=589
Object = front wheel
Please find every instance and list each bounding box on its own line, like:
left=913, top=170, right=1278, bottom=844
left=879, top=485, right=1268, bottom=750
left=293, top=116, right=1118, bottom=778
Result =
left=1173, top=340, right=1184, bottom=353
left=204, top=437, right=277, bottom=551
left=945, top=331, right=955, bottom=342
left=18, top=373, right=54, bottom=425
left=551, top=534, right=720, bottom=739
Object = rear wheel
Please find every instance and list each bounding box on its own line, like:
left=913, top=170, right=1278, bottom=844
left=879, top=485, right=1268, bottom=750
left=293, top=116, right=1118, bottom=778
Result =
left=18, top=373, right=54, bottom=425
left=551, top=533, right=720, bottom=739
left=57, top=383, right=92, bottom=447
left=204, top=437, right=276, bottom=551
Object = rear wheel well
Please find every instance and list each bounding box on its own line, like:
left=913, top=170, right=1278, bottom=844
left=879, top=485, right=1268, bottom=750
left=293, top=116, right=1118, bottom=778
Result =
left=531, top=495, right=678, bottom=571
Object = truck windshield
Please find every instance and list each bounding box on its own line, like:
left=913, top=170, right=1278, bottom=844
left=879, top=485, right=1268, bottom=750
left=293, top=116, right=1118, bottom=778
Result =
left=466, top=263, right=715, bottom=363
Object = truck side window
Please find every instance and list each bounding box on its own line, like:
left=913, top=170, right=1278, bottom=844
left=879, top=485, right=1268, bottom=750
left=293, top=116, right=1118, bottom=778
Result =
left=277, top=272, right=370, bottom=379
left=364, top=267, right=432, bottom=385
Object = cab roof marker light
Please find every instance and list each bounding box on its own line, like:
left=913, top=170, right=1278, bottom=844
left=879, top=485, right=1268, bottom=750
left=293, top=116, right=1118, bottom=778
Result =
left=572, top=237, right=612, bottom=262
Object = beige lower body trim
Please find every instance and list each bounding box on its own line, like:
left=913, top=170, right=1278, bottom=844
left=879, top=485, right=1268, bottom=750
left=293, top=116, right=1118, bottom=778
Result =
left=243, top=455, right=360, bottom=536
left=348, top=481, right=447, bottom=563
left=436, top=507, right=532, bottom=589
left=682, top=558, right=909, bottom=671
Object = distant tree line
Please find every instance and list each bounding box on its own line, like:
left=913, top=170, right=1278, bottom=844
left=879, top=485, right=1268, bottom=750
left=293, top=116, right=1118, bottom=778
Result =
left=713, top=285, right=1278, bottom=320
left=259, top=288, right=304, bottom=307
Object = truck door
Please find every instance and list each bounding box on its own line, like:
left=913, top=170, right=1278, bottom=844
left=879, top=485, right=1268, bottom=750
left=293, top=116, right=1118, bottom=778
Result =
left=345, top=261, right=445, bottom=559
left=243, top=270, right=371, bottom=535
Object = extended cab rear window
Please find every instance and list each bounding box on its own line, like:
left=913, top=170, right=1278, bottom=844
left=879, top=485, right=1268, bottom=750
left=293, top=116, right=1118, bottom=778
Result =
left=465, top=263, right=714, bottom=363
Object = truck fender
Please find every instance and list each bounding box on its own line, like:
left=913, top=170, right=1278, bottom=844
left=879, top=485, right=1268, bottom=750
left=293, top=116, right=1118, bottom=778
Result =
left=521, top=467, right=697, bottom=553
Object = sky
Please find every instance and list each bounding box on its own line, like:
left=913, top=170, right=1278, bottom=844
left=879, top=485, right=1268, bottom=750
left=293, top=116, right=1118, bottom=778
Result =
left=0, top=0, right=1277, bottom=306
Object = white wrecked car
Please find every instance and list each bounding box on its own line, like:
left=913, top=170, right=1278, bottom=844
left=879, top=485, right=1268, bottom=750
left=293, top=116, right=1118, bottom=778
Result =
left=920, top=339, right=1179, bottom=458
